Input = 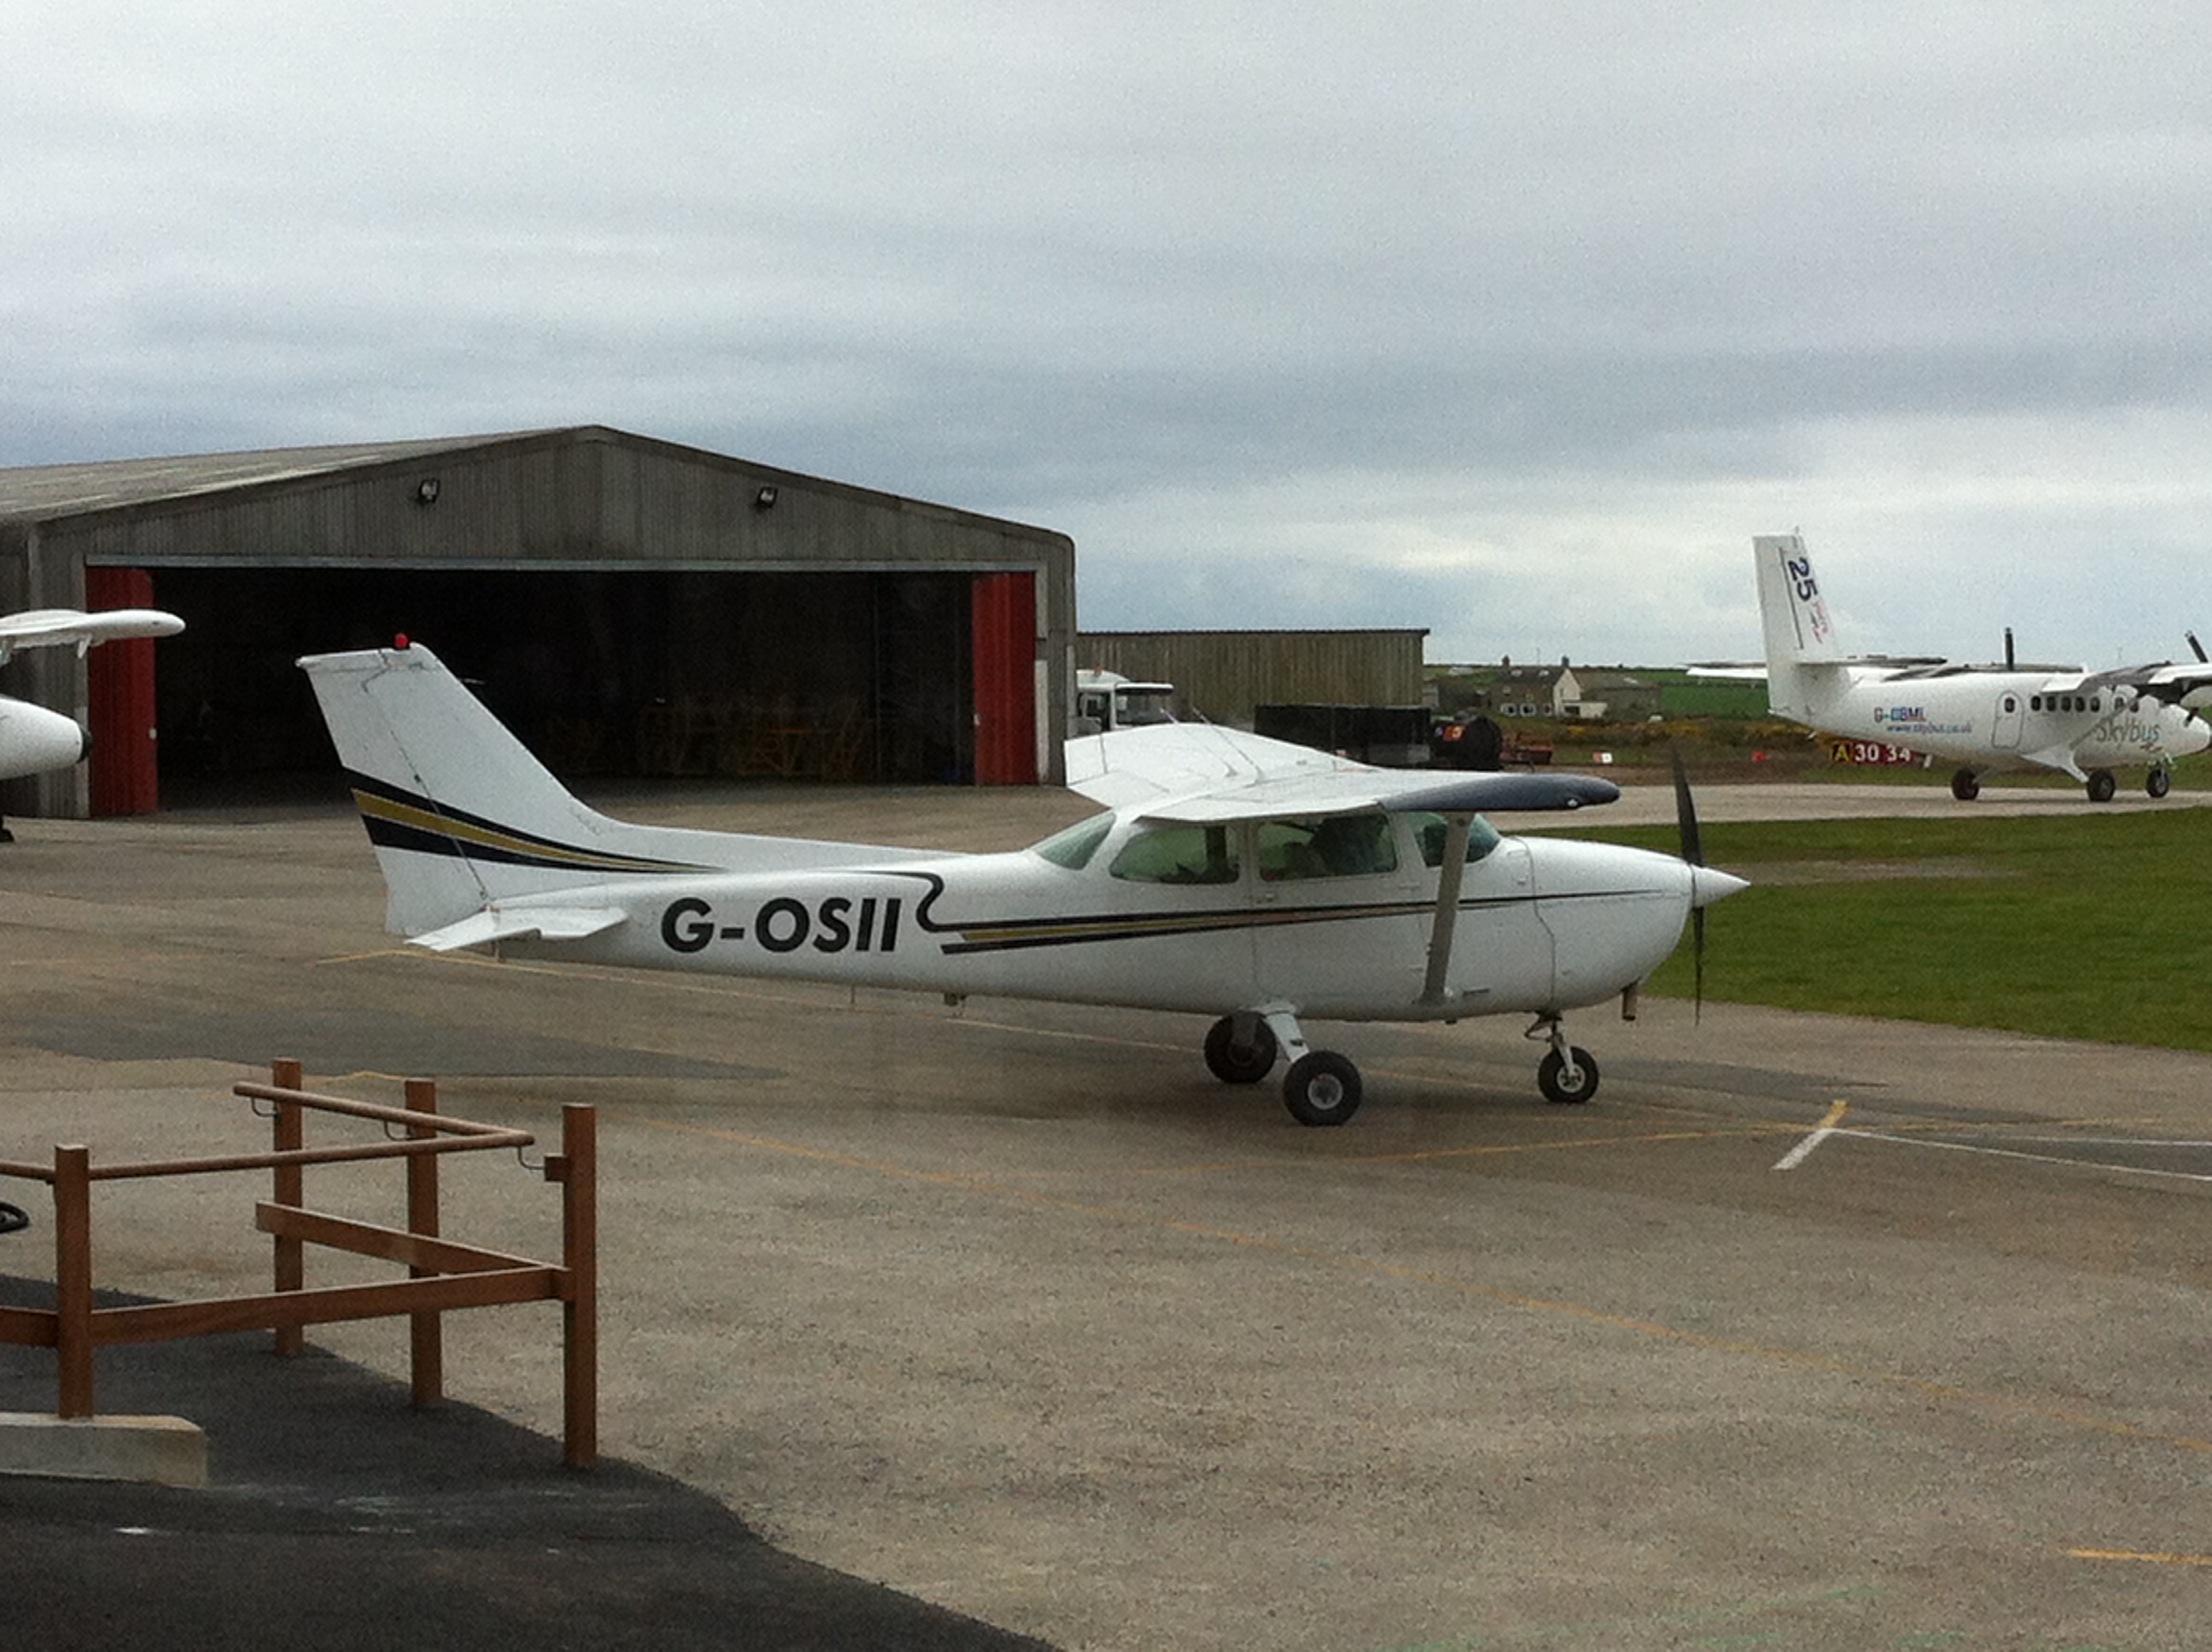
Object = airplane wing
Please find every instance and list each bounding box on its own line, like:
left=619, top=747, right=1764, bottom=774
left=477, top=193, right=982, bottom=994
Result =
left=2079, top=660, right=2212, bottom=708
left=1066, top=723, right=1618, bottom=822
left=0, top=608, right=185, bottom=662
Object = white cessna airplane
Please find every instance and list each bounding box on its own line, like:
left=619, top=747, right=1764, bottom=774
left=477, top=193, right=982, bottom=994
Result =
left=0, top=607, right=186, bottom=782
left=300, top=643, right=1744, bottom=1126
left=1742, top=534, right=2212, bottom=801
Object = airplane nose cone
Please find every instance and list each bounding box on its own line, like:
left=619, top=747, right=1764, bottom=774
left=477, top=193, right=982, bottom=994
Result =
left=0, top=698, right=90, bottom=781
left=1690, top=865, right=1749, bottom=909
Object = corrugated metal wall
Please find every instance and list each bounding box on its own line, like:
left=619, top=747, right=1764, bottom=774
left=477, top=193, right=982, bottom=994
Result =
left=1077, top=630, right=1427, bottom=727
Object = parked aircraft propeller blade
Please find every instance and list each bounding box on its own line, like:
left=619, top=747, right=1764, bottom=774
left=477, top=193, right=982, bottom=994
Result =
left=1672, top=745, right=1708, bottom=1021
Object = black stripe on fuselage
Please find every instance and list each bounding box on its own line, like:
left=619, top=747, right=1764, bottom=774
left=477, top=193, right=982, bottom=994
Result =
left=930, top=888, right=1656, bottom=956
left=347, top=772, right=717, bottom=877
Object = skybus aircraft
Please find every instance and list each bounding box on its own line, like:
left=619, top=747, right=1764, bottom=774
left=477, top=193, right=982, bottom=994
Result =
left=300, top=642, right=1745, bottom=1126
left=1725, top=534, right=2212, bottom=801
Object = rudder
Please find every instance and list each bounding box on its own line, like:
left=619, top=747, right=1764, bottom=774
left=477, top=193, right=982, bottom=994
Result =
left=1752, top=533, right=1843, bottom=721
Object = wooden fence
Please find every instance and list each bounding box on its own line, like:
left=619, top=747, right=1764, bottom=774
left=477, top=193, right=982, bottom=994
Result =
left=0, top=1059, right=597, bottom=1468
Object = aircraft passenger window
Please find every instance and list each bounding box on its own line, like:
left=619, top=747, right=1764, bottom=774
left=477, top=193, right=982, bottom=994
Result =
left=1411, top=812, right=1502, bottom=868
left=1109, top=823, right=1240, bottom=885
left=2031, top=696, right=2041, bottom=712
left=2091, top=696, right=2101, bottom=712
left=1256, top=815, right=1399, bottom=881
left=1031, top=811, right=1115, bottom=870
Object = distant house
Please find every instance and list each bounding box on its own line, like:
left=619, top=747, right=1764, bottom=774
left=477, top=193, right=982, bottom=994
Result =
left=1489, top=660, right=1660, bottom=722
left=1493, top=660, right=1579, bottom=718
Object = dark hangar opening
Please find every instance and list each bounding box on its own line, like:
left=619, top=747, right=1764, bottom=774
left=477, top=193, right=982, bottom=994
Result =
left=154, top=567, right=977, bottom=788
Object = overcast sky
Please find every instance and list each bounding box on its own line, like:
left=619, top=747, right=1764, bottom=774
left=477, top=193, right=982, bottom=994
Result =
left=7, top=1, right=2212, bottom=666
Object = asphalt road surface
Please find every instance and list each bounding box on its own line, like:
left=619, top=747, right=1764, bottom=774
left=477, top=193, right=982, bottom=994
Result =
left=6, top=779, right=2211, bottom=1649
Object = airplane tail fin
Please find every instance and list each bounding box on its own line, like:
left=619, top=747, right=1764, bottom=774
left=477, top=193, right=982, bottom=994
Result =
left=1752, top=533, right=1846, bottom=721
left=300, top=643, right=927, bottom=941
left=299, top=644, right=738, bottom=937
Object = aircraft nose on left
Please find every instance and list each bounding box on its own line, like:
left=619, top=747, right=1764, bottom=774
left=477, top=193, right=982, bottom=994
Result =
left=1690, top=865, right=1749, bottom=909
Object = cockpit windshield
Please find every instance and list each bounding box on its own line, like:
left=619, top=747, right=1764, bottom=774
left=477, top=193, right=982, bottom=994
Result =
left=1408, top=811, right=1503, bottom=867
left=1030, top=811, right=1115, bottom=870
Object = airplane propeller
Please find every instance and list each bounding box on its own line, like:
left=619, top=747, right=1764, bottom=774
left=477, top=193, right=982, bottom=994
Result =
left=1671, top=745, right=1710, bottom=1021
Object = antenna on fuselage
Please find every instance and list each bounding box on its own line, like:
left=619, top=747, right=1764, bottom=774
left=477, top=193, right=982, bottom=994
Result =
left=2190, top=630, right=2207, bottom=664
left=2004, top=627, right=2016, bottom=670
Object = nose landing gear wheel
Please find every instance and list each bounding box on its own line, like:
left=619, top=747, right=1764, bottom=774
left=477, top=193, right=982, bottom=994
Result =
left=1538, top=1045, right=1600, bottom=1104
left=1950, top=769, right=1981, bottom=801
left=1283, top=1051, right=1362, bottom=1126
left=1203, top=1015, right=1279, bottom=1084
left=2148, top=768, right=2173, bottom=799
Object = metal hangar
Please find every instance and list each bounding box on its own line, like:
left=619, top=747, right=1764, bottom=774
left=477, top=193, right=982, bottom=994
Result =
left=0, top=427, right=1076, bottom=818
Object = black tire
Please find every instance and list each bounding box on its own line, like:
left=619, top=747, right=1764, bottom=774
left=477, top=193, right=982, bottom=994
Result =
left=1950, top=769, right=1981, bottom=801
left=1283, top=1051, right=1362, bottom=1126
left=1538, top=1046, right=1600, bottom=1104
left=1203, top=1016, right=1278, bottom=1085
left=2148, top=768, right=2173, bottom=799
left=2087, top=770, right=2117, bottom=803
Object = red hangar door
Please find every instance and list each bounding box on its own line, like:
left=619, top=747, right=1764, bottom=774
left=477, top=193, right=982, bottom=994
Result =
left=85, top=566, right=162, bottom=816
left=970, top=572, right=1039, bottom=785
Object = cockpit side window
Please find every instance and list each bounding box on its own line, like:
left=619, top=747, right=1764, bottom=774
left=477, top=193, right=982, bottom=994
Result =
left=1411, top=811, right=1502, bottom=868
left=1256, top=813, right=1400, bottom=881
left=1109, top=823, right=1241, bottom=885
left=1030, top=811, right=1115, bottom=870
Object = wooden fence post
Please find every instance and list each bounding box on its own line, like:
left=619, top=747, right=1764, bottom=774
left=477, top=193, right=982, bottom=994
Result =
left=555, top=1103, right=598, bottom=1469
left=271, top=1056, right=305, bottom=1357
left=54, top=1143, right=93, bottom=1418
left=405, top=1076, right=444, bottom=1410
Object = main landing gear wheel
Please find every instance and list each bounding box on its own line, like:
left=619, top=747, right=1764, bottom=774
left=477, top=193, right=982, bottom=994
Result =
left=1283, top=1051, right=1362, bottom=1126
left=1950, top=769, right=1981, bottom=801
left=2087, top=769, right=2118, bottom=803
left=1537, top=1046, right=1600, bottom=1105
left=2148, top=768, right=2173, bottom=799
left=1203, top=1015, right=1278, bottom=1084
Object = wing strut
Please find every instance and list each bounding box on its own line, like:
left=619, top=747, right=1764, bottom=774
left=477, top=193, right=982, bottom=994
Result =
left=1419, top=813, right=1474, bottom=1006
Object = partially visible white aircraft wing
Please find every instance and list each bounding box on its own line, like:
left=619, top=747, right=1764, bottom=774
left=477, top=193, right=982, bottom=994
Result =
left=1065, top=722, right=1357, bottom=808
left=2083, top=660, right=2212, bottom=708
left=1066, top=723, right=1619, bottom=822
left=0, top=608, right=185, bottom=662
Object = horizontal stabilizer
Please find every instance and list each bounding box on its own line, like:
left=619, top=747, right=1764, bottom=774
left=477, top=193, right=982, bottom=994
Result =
left=410, top=905, right=629, bottom=952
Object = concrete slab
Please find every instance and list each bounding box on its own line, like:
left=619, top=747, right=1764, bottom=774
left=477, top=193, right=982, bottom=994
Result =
left=0, top=1411, right=207, bottom=1487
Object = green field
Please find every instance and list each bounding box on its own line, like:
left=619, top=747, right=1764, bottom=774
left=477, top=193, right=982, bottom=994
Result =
left=1571, top=811, right=2212, bottom=1050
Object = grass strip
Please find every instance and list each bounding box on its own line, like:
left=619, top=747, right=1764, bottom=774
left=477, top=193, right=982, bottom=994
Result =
left=1563, top=811, right=2212, bottom=1050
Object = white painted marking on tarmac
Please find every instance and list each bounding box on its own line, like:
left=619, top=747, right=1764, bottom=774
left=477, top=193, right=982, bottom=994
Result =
left=1849, top=1130, right=2212, bottom=1185
left=1773, top=1100, right=1849, bottom=1170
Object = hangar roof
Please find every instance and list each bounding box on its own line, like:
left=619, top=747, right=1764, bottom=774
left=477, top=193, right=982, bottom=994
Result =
left=0, top=431, right=544, bottom=524
left=0, top=426, right=1056, bottom=538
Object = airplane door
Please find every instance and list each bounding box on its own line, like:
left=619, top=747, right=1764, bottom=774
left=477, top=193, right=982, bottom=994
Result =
left=1249, top=814, right=1424, bottom=1011
left=1993, top=691, right=2025, bottom=750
